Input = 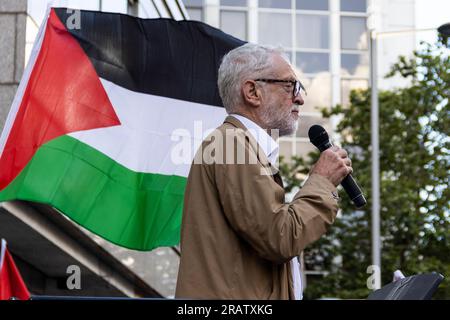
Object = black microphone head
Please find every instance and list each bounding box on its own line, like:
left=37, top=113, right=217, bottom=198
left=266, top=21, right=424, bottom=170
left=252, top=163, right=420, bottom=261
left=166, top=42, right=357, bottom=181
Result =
left=308, top=125, right=330, bottom=150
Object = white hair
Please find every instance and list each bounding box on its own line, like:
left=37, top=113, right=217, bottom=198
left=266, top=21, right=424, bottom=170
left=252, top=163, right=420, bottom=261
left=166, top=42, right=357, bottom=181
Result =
left=217, top=43, right=289, bottom=113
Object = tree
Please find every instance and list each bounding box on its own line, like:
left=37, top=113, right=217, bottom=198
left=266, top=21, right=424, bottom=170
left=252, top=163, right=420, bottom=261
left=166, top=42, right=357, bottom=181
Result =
left=279, top=36, right=450, bottom=299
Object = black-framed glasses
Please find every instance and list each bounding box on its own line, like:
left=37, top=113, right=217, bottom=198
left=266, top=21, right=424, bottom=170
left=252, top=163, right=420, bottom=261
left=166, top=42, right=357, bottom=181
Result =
left=254, top=78, right=307, bottom=97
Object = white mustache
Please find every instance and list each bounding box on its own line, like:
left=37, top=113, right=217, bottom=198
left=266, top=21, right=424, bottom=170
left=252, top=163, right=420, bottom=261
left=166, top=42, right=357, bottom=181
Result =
left=291, top=106, right=299, bottom=112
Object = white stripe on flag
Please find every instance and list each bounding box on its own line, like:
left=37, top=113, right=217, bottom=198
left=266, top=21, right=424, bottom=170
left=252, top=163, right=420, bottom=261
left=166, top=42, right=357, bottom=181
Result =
left=69, top=78, right=227, bottom=176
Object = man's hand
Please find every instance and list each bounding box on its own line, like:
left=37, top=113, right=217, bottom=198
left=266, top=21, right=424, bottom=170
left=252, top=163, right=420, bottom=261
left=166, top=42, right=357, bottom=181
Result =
left=310, top=146, right=353, bottom=187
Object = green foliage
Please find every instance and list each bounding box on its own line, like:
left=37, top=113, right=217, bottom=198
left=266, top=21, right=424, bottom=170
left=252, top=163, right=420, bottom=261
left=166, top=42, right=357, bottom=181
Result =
left=279, top=37, right=450, bottom=299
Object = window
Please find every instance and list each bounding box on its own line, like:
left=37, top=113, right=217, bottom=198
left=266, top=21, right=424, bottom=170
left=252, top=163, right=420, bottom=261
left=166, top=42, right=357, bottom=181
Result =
left=341, top=53, right=369, bottom=77
left=297, top=75, right=331, bottom=113
left=341, top=79, right=368, bottom=106
left=296, top=14, right=329, bottom=49
left=185, top=0, right=203, bottom=21
left=284, top=51, right=293, bottom=63
left=296, top=0, right=328, bottom=11
left=341, top=17, right=367, bottom=50
left=220, top=11, right=247, bottom=40
left=296, top=52, right=329, bottom=73
left=187, top=8, right=202, bottom=21
left=340, top=0, right=366, bottom=12
left=258, top=12, right=292, bottom=47
left=259, top=0, right=292, bottom=9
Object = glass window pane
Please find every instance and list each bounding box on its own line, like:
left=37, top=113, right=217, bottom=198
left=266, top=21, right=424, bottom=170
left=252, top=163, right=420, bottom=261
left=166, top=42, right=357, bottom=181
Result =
left=102, top=1, right=127, bottom=13
left=220, top=11, right=247, bottom=40
left=341, top=16, right=367, bottom=50
left=259, top=0, right=292, bottom=9
left=296, top=52, right=329, bottom=73
left=184, top=0, right=203, bottom=6
left=258, top=12, right=292, bottom=47
left=340, top=0, right=366, bottom=12
left=296, top=75, right=331, bottom=113
left=341, top=79, right=368, bottom=106
left=341, top=53, right=369, bottom=77
left=220, top=0, right=247, bottom=6
left=296, top=14, right=329, bottom=49
left=187, top=8, right=202, bottom=21
left=284, top=51, right=293, bottom=63
left=296, top=0, right=328, bottom=11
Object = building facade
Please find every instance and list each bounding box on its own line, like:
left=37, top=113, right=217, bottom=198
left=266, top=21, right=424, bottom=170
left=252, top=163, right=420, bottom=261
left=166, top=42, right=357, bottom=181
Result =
left=183, top=0, right=418, bottom=287
left=184, top=0, right=417, bottom=161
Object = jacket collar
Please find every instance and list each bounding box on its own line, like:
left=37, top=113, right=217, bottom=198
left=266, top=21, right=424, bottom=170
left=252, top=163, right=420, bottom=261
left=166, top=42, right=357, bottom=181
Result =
left=223, top=115, right=247, bottom=130
left=223, top=115, right=281, bottom=179
left=228, top=114, right=279, bottom=164
left=224, top=115, right=263, bottom=160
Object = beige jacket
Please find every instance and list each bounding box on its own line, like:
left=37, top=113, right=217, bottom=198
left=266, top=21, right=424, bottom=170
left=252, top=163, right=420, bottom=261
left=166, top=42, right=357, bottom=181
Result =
left=175, top=116, right=339, bottom=299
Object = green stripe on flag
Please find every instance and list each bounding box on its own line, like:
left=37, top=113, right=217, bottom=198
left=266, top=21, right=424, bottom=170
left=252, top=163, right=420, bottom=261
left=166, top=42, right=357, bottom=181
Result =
left=0, top=135, right=186, bottom=251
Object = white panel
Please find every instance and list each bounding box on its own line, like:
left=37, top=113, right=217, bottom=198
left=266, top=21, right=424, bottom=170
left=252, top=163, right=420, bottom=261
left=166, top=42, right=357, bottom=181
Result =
left=205, top=0, right=220, bottom=28
left=258, top=12, right=292, bottom=47
left=100, top=0, right=128, bottom=14
left=186, top=8, right=202, bottom=21
left=377, top=0, right=416, bottom=90
left=297, top=14, right=329, bottom=49
left=65, top=0, right=101, bottom=10
left=220, top=10, right=247, bottom=40
left=385, top=0, right=415, bottom=28
left=248, top=0, right=258, bottom=42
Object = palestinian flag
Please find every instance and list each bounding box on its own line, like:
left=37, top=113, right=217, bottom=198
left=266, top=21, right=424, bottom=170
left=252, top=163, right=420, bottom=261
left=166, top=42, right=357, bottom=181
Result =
left=0, top=8, right=244, bottom=250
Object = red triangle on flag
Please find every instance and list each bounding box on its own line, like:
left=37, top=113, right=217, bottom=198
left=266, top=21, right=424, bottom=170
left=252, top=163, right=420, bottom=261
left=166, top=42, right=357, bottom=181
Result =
left=0, top=9, right=121, bottom=191
left=0, top=239, right=30, bottom=300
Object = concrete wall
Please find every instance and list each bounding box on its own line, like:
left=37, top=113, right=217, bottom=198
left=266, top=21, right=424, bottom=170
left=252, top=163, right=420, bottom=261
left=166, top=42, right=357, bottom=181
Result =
left=0, top=0, right=27, bottom=132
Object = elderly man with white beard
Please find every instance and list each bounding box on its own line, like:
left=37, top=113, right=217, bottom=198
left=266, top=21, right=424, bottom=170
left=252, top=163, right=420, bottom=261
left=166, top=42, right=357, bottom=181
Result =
left=176, top=43, right=352, bottom=300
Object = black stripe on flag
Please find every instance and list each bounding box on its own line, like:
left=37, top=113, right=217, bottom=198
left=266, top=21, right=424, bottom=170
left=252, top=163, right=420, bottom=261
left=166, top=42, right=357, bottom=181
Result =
left=54, top=8, right=246, bottom=108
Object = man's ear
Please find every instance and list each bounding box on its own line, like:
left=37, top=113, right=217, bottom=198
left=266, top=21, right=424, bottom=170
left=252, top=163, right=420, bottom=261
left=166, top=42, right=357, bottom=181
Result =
left=242, top=80, right=261, bottom=108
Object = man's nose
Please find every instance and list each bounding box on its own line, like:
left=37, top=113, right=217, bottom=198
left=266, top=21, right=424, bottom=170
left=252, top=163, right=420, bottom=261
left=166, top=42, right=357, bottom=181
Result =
left=293, top=94, right=304, bottom=105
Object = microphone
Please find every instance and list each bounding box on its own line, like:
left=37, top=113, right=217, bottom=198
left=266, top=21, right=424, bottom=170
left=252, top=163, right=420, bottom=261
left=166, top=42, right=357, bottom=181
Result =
left=308, top=125, right=367, bottom=208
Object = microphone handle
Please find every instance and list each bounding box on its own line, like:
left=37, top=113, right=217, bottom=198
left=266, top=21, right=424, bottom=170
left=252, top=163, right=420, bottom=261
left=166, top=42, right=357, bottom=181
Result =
left=317, top=141, right=367, bottom=208
left=341, top=174, right=367, bottom=208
